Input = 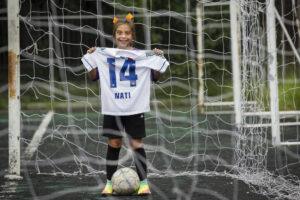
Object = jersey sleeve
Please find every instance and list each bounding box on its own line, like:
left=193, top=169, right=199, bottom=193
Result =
left=81, top=53, right=97, bottom=72
left=146, top=54, right=169, bottom=73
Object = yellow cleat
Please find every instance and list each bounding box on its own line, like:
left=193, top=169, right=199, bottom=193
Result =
left=137, top=183, right=151, bottom=196
left=101, top=182, right=113, bottom=196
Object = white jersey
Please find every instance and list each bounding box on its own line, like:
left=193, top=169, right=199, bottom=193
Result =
left=81, top=47, right=169, bottom=116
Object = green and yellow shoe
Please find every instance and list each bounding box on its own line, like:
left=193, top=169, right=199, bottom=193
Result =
left=101, top=181, right=113, bottom=196
left=137, top=180, right=151, bottom=196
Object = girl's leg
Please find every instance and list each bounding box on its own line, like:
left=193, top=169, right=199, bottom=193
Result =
left=131, top=139, right=150, bottom=195
left=102, top=138, right=122, bottom=196
left=131, top=139, right=147, bottom=180
left=106, top=138, right=122, bottom=180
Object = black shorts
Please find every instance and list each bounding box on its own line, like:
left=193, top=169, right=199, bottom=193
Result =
left=102, top=113, right=146, bottom=139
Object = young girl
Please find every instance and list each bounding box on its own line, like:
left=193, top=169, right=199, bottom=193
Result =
left=82, top=14, right=168, bottom=196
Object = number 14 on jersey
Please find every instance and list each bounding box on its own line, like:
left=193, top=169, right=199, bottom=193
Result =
left=107, top=58, right=138, bottom=88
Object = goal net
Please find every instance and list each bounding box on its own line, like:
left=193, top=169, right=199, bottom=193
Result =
left=4, top=0, right=300, bottom=199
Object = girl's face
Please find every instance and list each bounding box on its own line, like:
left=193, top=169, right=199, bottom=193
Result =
left=115, top=24, right=133, bottom=49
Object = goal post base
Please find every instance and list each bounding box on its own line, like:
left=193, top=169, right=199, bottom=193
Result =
left=4, top=174, right=23, bottom=181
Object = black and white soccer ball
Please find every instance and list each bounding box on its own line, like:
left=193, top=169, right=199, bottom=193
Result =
left=111, top=167, right=140, bottom=195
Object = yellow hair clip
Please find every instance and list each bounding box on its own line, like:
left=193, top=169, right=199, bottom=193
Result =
left=126, top=13, right=133, bottom=20
left=113, top=17, right=118, bottom=24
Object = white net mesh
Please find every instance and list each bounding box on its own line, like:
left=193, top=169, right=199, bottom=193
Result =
left=233, top=0, right=300, bottom=199
left=2, top=0, right=300, bottom=199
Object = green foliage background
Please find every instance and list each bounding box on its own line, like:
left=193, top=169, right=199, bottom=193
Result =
left=0, top=0, right=299, bottom=111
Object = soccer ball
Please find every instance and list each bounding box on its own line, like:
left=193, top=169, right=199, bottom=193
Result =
left=111, top=167, right=140, bottom=195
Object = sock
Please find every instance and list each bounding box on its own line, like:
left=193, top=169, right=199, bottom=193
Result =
left=140, top=179, right=148, bottom=185
left=106, top=145, right=121, bottom=180
left=133, top=147, right=147, bottom=181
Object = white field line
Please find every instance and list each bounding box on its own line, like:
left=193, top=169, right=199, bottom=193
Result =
left=24, top=111, right=54, bottom=159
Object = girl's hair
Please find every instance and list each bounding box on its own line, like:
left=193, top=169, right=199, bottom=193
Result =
left=113, top=18, right=136, bottom=46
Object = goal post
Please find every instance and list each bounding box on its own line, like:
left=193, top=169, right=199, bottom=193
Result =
left=266, top=0, right=281, bottom=146
left=196, top=3, right=205, bottom=114
left=230, top=0, right=242, bottom=127
left=7, top=0, right=22, bottom=179
left=197, top=0, right=242, bottom=126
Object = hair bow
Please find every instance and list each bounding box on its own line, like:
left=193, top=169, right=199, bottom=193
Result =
left=125, top=13, right=133, bottom=20
left=113, top=13, right=133, bottom=24
left=113, top=17, right=118, bottom=24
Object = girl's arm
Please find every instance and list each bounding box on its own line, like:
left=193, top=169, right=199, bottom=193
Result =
left=152, top=70, right=161, bottom=81
left=88, top=68, right=98, bottom=81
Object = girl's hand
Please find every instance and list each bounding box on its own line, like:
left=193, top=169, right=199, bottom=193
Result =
left=87, top=46, right=97, bottom=54
left=153, top=48, right=164, bottom=55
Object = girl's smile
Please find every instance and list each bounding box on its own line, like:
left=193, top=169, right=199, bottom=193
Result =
left=115, top=24, right=133, bottom=49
